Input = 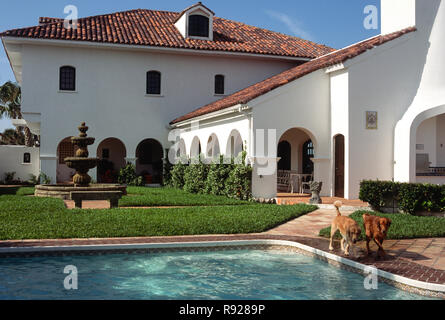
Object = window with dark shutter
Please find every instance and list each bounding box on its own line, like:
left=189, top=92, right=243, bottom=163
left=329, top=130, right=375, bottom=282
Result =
left=59, top=66, right=76, bottom=91
left=146, top=71, right=161, bottom=95
left=215, top=75, right=225, bottom=95
left=188, top=15, right=209, bottom=38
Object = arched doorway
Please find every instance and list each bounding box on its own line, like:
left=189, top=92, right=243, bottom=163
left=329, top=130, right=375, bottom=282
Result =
left=136, top=139, right=164, bottom=184
left=277, top=128, right=316, bottom=193
left=96, top=138, right=127, bottom=183
left=56, top=137, right=76, bottom=183
left=334, top=134, right=345, bottom=198
left=277, top=141, right=291, bottom=171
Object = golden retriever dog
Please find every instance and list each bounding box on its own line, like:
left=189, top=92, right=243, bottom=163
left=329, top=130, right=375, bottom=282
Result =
left=329, top=201, right=362, bottom=256
left=363, top=214, right=392, bottom=257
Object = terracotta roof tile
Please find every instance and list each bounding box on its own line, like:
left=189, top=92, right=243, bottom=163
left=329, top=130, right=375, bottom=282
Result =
left=1, top=9, right=333, bottom=59
left=170, top=27, right=416, bottom=125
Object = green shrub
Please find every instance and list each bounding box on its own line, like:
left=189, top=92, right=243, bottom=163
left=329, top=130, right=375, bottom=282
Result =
left=359, top=180, right=401, bottom=211
left=4, top=172, right=16, bottom=184
left=360, top=180, right=445, bottom=215
left=39, top=172, right=52, bottom=185
left=170, top=161, right=187, bottom=189
left=205, top=156, right=233, bottom=195
left=224, top=152, right=252, bottom=200
left=184, top=158, right=208, bottom=194
left=118, top=163, right=144, bottom=186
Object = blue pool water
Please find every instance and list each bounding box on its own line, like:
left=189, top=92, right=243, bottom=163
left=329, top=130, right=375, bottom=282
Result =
left=0, top=249, right=432, bottom=300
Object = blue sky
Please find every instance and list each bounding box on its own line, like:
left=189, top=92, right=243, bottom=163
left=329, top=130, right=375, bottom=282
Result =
left=0, top=0, right=380, bottom=131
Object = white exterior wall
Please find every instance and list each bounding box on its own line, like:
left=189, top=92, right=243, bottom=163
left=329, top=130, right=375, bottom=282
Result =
left=381, top=0, right=416, bottom=35
left=19, top=44, right=296, bottom=182
left=249, top=70, right=331, bottom=198
left=392, top=0, right=445, bottom=183
left=330, top=70, right=349, bottom=197
left=0, top=146, right=39, bottom=182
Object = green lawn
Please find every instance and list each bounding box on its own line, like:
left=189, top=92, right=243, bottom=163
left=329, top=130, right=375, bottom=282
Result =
left=319, top=210, right=445, bottom=240
left=0, top=187, right=317, bottom=240
left=119, top=187, right=250, bottom=207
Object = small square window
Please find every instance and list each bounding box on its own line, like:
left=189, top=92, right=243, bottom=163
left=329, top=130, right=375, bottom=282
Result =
left=23, top=153, right=31, bottom=164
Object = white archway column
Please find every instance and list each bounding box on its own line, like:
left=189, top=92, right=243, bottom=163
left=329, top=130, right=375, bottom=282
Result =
left=40, top=154, right=57, bottom=184
left=251, top=156, right=278, bottom=199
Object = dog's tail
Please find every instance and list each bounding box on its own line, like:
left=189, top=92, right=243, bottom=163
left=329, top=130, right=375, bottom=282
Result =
left=334, top=201, right=343, bottom=216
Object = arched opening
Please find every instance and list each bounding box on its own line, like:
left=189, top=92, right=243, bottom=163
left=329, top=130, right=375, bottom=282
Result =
left=277, top=128, right=315, bottom=193
left=136, top=139, right=164, bottom=184
left=190, top=136, right=202, bottom=159
left=415, top=113, right=445, bottom=184
left=334, top=134, right=345, bottom=198
left=226, top=129, right=243, bottom=159
left=96, top=138, right=127, bottom=183
left=206, top=134, right=220, bottom=160
left=56, top=137, right=76, bottom=183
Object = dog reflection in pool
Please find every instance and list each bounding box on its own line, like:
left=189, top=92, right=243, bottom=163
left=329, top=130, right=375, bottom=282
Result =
left=329, top=201, right=362, bottom=256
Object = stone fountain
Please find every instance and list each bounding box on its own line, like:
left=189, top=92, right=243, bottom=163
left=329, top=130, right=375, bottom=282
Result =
left=35, top=122, right=126, bottom=208
left=64, top=122, right=98, bottom=187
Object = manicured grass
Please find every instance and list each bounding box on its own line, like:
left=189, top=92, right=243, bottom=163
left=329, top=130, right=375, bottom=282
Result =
left=0, top=193, right=317, bottom=240
left=319, top=210, right=445, bottom=240
left=120, top=186, right=250, bottom=207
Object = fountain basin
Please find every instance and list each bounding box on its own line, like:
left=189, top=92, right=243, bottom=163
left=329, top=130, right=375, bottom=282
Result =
left=64, top=158, right=98, bottom=171
left=35, top=184, right=127, bottom=200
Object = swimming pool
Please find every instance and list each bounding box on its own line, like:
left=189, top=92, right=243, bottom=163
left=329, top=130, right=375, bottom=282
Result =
left=0, top=249, right=431, bottom=300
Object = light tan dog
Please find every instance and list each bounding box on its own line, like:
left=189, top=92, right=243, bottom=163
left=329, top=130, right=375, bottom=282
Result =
left=329, top=201, right=362, bottom=256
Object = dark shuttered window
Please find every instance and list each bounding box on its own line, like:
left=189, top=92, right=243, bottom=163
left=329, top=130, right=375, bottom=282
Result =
left=188, top=15, right=210, bottom=38
left=59, top=66, right=76, bottom=91
left=214, top=75, right=225, bottom=95
left=146, top=71, right=161, bottom=95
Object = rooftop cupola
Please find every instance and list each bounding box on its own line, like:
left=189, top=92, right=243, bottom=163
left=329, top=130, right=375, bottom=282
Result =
left=174, top=2, right=214, bottom=40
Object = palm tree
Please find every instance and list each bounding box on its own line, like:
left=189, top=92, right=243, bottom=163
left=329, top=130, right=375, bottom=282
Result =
left=0, top=81, right=35, bottom=146
left=0, top=128, right=25, bottom=145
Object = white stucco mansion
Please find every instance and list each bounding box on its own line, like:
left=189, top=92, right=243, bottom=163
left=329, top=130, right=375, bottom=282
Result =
left=2, top=0, right=445, bottom=199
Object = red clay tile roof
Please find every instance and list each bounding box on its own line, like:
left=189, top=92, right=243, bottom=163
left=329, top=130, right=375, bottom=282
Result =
left=170, top=27, right=416, bottom=125
left=1, top=9, right=333, bottom=59
left=38, top=17, right=63, bottom=25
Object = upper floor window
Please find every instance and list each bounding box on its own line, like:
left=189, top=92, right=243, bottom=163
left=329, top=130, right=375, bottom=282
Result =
left=214, top=75, right=225, bottom=95
left=146, top=71, right=161, bottom=95
left=188, top=15, right=209, bottom=38
left=59, top=66, right=76, bottom=91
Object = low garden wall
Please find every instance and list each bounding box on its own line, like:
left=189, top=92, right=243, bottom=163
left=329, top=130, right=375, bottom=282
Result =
left=360, top=180, right=445, bottom=216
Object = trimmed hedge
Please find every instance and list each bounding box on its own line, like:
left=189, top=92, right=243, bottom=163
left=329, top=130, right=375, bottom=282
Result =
left=360, top=180, right=445, bottom=215
left=168, top=152, right=252, bottom=200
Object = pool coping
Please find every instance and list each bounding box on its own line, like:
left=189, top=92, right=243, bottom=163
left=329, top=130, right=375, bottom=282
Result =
left=0, top=239, right=444, bottom=299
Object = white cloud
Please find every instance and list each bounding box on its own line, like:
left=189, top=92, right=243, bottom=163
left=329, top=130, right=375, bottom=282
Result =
left=265, top=10, right=315, bottom=41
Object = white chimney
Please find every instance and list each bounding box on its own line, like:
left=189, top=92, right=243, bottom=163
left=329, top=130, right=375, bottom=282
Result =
left=381, top=0, right=416, bottom=35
